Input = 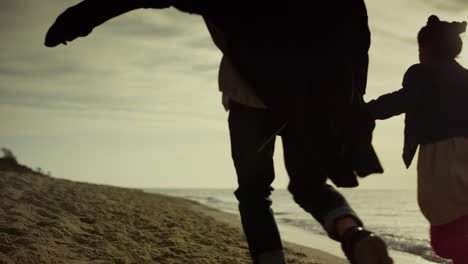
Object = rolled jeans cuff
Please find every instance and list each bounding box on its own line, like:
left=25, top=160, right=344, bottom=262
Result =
left=323, top=206, right=363, bottom=241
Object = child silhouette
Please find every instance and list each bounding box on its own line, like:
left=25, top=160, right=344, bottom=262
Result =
left=367, top=15, right=468, bottom=264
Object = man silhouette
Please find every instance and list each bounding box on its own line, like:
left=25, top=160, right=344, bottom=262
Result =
left=45, top=2, right=392, bottom=263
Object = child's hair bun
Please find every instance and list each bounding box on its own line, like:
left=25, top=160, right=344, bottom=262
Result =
left=427, top=15, right=440, bottom=26
left=426, top=15, right=466, bottom=35
left=419, top=15, right=465, bottom=58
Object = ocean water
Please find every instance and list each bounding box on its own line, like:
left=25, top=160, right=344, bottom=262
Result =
left=146, top=188, right=449, bottom=263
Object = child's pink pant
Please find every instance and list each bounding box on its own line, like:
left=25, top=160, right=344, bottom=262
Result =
left=430, top=215, right=468, bottom=264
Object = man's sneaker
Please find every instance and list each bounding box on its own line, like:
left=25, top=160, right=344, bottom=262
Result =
left=341, top=227, right=393, bottom=264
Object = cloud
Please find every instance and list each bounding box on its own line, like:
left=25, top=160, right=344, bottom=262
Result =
left=104, top=15, right=184, bottom=39
left=2, top=0, right=463, bottom=189
left=0, top=1, right=223, bottom=123
left=425, top=0, right=468, bottom=12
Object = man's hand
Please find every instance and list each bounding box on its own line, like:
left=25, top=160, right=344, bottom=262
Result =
left=44, top=6, right=93, bottom=47
left=44, top=0, right=174, bottom=48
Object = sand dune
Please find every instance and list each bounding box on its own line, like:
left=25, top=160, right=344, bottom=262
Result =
left=0, top=160, right=344, bottom=264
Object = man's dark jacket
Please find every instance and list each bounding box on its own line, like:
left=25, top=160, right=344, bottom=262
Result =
left=45, top=0, right=383, bottom=187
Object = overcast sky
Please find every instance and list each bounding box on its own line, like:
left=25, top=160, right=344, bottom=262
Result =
left=1, top=0, right=467, bottom=189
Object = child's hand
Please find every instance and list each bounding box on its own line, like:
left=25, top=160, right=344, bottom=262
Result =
left=44, top=6, right=93, bottom=47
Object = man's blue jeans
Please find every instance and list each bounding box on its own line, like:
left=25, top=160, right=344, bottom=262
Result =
left=228, top=100, right=362, bottom=261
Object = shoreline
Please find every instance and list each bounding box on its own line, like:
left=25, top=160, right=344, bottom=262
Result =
left=0, top=166, right=345, bottom=264
left=160, top=191, right=441, bottom=264
left=0, top=156, right=440, bottom=264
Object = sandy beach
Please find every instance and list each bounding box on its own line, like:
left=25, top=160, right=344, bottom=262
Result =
left=0, top=158, right=345, bottom=264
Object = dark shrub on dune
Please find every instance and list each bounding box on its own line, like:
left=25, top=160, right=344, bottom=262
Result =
left=0, top=148, right=42, bottom=175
